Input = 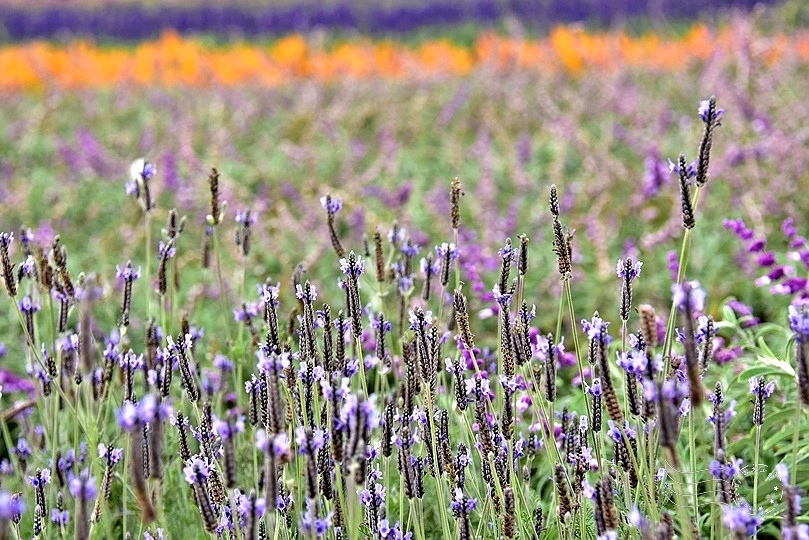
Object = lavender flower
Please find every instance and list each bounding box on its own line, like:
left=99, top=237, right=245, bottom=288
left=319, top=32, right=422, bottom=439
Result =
left=789, top=302, right=809, bottom=342
left=672, top=280, right=706, bottom=313
left=698, top=99, right=725, bottom=124
left=721, top=501, right=761, bottom=537
left=183, top=456, right=212, bottom=485
left=0, top=491, right=26, bottom=522
left=68, top=469, right=97, bottom=501
left=320, top=195, right=343, bottom=214
left=298, top=499, right=332, bottom=538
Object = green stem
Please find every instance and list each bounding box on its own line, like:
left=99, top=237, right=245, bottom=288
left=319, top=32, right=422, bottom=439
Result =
left=688, top=410, right=699, bottom=525
left=212, top=227, right=232, bottom=343
left=752, top=425, right=761, bottom=539
left=145, top=211, right=153, bottom=319
left=790, top=401, right=801, bottom=487
left=666, top=448, right=694, bottom=540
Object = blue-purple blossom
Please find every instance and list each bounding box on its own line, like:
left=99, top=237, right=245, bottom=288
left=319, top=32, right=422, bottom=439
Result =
left=400, top=241, right=419, bottom=257
left=420, top=257, right=440, bottom=276
left=18, top=295, right=40, bottom=315
left=213, top=415, right=246, bottom=441
left=721, top=502, right=761, bottom=537
left=668, top=157, right=697, bottom=179
left=339, top=253, right=365, bottom=279
left=235, top=210, right=258, bottom=225
left=698, top=99, right=724, bottom=124
left=707, top=394, right=736, bottom=425
left=256, top=350, right=290, bottom=375
left=607, top=420, right=636, bottom=443
left=28, top=469, right=51, bottom=488
left=340, top=394, right=381, bottom=433
left=709, top=458, right=743, bottom=480
left=68, top=469, right=97, bottom=501
left=158, top=241, right=176, bottom=260
left=115, top=260, right=141, bottom=281
left=98, top=444, right=124, bottom=465
left=370, top=313, right=392, bottom=334
left=233, top=302, right=260, bottom=323
left=358, top=482, right=386, bottom=507
left=407, top=309, right=434, bottom=331
left=299, top=499, right=333, bottom=538
left=616, top=258, right=643, bottom=281
left=183, top=456, right=212, bottom=485
left=749, top=377, right=775, bottom=400
left=143, top=529, right=166, bottom=540
left=256, top=430, right=291, bottom=459
left=491, top=284, right=512, bottom=307
left=616, top=349, right=646, bottom=375
left=388, top=226, right=406, bottom=245
left=672, top=280, right=706, bottom=313
left=788, top=302, right=809, bottom=342
left=51, top=507, right=69, bottom=526
left=117, top=395, right=168, bottom=431
left=449, top=488, right=478, bottom=514
left=377, top=519, right=413, bottom=540
left=19, top=256, right=35, bottom=278
left=320, top=195, right=342, bottom=214
left=13, top=438, right=31, bottom=461
left=435, top=243, right=460, bottom=262
left=295, top=283, right=317, bottom=303
left=259, top=282, right=281, bottom=308
left=0, top=491, right=25, bottom=521
left=581, top=312, right=609, bottom=340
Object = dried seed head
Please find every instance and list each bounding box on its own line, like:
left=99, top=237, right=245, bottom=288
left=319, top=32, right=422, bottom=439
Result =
left=454, top=290, right=475, bottom=351
left=451, top=177, right=462, bottom=230
left=504, top=487, right=515, bottom=538
left=678, top=154, right=696, bottom=230
left=207, top=168, right=222, bottom=225
left=518, top=234, right=529, bottom=276
left=374, top=231, right=385, bottom=283
left=639, top=304, right=658, bottom=349
left=549, top=185, right=560, bottom=217
left=695, top=96, right=722, bottom=187
left=554, top=463, right=572, bottom=521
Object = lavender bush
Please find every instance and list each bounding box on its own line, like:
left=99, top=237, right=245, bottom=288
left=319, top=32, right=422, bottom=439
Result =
left=0, top=91, right=806, bottom=540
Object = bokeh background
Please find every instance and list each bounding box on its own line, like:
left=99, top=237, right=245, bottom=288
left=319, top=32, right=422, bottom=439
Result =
left=2, top=0, right=809, bottom=325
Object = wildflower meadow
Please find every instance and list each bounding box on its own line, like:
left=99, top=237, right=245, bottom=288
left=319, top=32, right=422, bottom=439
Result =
left=0, top=4, right=808, bottom=540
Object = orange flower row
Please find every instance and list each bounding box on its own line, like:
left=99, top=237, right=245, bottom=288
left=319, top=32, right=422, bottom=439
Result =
left=2, top=25, right=808, bottom=91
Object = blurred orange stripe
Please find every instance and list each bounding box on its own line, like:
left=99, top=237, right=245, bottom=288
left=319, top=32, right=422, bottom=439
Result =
left=1, top=26, right=808, bottom=91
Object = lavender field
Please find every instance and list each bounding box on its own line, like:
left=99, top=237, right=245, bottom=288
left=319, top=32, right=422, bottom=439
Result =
left=0, top=7, right=808, bottom=540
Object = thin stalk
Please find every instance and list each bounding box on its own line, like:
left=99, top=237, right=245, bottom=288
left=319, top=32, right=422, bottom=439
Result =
left=424, top=394, right=453, bottom=540
left=211, top=227, right=232, bottom=343
left=122, top=443, right=129, bottom=536
left=563, top=281, right=591, bottom=417
left=145, top=211, right=152, bottom=318
left=688, top=410, right=699, bottom=525
left=752, top=425, right=761, bottom=537
left=790, top=403, right=801, bottom=487
left=665, top=448, right=694, bottom=540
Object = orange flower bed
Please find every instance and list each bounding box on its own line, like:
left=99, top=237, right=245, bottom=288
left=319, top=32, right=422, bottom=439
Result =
left=1, top=24, right=807, bottom=91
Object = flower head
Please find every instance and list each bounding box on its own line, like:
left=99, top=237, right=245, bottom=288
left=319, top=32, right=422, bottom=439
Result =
left=320, top=195, right=342, bottom=214
left=672, top=280, right=706, bottom=313
left=616, top=259, right=643, bottom=281
left=183, top=455, right=212, bottom=485
left=788, top=302, right=809, bottom=342
left=68, top=469, right=97, bottom=501
left=698, top=99, right=725, bottom=124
